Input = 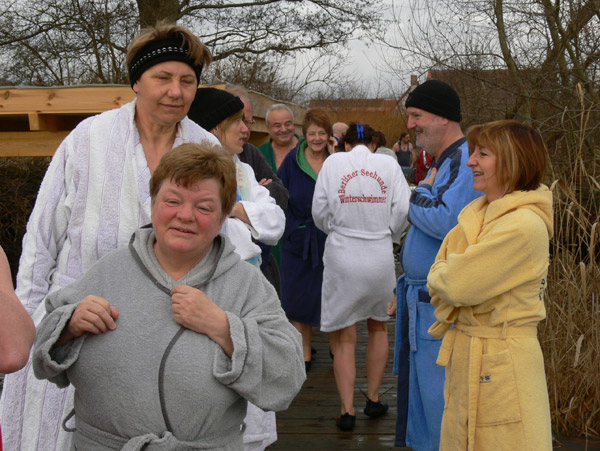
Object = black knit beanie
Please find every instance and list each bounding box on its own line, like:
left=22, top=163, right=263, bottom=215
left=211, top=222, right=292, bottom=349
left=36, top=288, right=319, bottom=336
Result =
left=187, top=87, right=244, bottom=131
left=405, top=80, right=462, bottom=122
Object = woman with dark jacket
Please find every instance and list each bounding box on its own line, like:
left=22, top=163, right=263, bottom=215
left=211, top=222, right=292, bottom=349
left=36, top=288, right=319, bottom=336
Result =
left=277, top=109, right=330, bottom=371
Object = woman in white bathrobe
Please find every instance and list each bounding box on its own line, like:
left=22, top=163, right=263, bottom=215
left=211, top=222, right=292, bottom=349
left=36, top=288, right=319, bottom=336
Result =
left=312, top=122, right=411, bottom=431
left=187, top=87, right=286, bottom=451
left=0, top=23, right=217, bottom=451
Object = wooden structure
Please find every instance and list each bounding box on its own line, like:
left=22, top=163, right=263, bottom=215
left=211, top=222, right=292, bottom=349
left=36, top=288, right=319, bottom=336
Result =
left=0, top=306, right=596, bottom=449
left=309, top=98, right=409, bottom=146
left=271, top=321, right=408, bottom=450
left=0, top=84, right=305, bottom=157
left=274, top=324, right=598, bottom=450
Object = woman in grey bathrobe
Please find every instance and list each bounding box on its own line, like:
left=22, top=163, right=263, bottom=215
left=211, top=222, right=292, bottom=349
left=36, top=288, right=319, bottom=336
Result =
left=33, top=143, right=305, bottom=451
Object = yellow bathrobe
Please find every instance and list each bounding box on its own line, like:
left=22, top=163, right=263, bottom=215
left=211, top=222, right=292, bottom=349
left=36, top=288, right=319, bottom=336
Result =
left=427, top=186, right=553, bottom=451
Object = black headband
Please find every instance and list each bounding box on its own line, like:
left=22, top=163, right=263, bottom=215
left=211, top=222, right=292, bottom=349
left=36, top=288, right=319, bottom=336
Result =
left=128, top=36, right=203, bottom=87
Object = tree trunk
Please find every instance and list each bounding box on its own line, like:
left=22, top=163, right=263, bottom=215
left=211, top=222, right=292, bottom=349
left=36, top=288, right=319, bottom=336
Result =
left=136, top=0, right=181, bottom=28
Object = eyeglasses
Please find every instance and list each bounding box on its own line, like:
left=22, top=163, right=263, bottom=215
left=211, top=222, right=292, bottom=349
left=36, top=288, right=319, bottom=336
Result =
left=243, top=119, right=255, bottom=127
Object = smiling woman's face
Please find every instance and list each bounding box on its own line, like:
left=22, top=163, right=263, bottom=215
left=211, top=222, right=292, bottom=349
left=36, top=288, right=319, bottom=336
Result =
left=151, top=178, right=225, bottom=267
left=467, top=145, right=504, bottom=201
left=306, top=124, right=328, bottom=153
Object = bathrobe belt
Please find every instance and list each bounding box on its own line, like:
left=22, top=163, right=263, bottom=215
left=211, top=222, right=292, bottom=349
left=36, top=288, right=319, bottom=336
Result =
left=328, top=224, right=391, bottom=240
left=301, top=219, right=322, bottom=269
left=393, top=274, right=427, bottom=374
left=436, top=323, right=538, bottom=451
left=76, top=416, right=242, bottom=451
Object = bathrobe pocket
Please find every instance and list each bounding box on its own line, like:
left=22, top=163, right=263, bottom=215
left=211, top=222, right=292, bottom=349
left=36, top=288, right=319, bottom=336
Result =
left=416, top=301, right=438, bottom=341
left=477, top=348, right=522, bottom=426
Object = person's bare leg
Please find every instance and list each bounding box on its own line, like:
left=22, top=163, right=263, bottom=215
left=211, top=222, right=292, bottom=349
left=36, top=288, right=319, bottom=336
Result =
left=292, top=320, right=313, bottom=361
left=333, top=324, right=357, bottom=414
left=328, top=330, right=340, bottom=356
left=366, top=318, right=388, bottom=401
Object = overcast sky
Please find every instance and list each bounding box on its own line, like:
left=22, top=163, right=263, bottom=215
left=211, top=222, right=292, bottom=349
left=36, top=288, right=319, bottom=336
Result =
left=327, top=0, right=416, bottom=99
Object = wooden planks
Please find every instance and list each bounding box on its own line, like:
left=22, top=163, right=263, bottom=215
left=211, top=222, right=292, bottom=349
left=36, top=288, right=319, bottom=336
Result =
left=0, top=86, right=135, bottom=157
left=0, top=86, right=135, bottom=115
left=1, top=131, right=70, bottom=157
left=0, top=84, right=301, bottom=157
left=270, top=320, right=412, bottom=450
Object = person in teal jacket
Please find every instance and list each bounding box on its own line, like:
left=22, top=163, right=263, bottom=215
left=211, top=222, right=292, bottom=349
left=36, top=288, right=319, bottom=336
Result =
left=391, top=80, right=483, bottom=450
left=259, top=104, right=302, bottom=266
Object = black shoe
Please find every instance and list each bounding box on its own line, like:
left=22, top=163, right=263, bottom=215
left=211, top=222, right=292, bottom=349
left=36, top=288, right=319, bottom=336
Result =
left=305, top=360, right=311, bottom=372
left=335, top=412, right=355, bottom=431
left=311, top=346, right=317, bottom=355
left=364, top=398, right=388, bottom=418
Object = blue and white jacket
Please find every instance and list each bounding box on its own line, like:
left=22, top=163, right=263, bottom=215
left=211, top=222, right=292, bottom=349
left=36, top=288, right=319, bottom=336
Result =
left=402, top=138, right=483, bottom=281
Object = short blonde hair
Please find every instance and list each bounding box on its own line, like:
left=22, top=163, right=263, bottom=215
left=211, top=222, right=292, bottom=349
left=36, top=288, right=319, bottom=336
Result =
left=467, top=119, right=546, bottom=194
left=150, top=143, right=237, bottom=218
left=213, top=110, right=244, bottom=141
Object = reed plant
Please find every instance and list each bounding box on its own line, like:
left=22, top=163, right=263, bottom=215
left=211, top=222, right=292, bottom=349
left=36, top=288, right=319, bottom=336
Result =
left=541, top=95, right=600, bottom=438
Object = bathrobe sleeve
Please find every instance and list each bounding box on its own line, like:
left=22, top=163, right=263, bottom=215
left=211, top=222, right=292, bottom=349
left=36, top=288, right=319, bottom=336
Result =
left=239, top=162, right=285, bottom=245
left=409, top=146, right=479, bottom=240
left=241, top=143, right=289, bottom=210
left=427, top=230, right=460, bottom=338
left=32, top=283, right=89, bottom=387
left=212, top=270, right=305, bottom=411
left=389, top=165, right=411, bottom=243
left=15, top=139, right=74, bottom=316
left=427, top=210, right=549, bottom=308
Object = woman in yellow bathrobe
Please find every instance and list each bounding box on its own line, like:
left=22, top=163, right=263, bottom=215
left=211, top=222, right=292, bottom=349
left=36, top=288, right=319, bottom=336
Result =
left=427, top=119, right=553, bottom=451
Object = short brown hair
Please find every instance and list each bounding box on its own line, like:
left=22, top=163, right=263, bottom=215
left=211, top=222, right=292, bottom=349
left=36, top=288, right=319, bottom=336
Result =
left=466, top=119, right=546, bottom=194
left=302, top=109, right=331, bottom=137
left=150, top=143, right=237, bottom=218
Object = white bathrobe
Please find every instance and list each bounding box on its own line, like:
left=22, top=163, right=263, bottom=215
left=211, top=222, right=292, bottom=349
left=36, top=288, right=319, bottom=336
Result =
left=312, top=145, right=410, bottom=332
left=222, top=156, right=285, bottom=264
left=0, top=99, right=222, bottom=451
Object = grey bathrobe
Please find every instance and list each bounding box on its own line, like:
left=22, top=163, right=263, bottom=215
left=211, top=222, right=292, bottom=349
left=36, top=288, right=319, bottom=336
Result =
left=33, top=228, right=305, bottom=451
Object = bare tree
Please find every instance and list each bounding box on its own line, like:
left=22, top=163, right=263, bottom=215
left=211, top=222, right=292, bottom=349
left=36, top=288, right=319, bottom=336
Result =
left=0, top=0, right=137, bottom=85
left=0, top=0, right=383, bottom=101
left=380, top=0, right=600, bottom=163
left=381, top=0, right=600, bottom=122
left=379, top=0, right=600, bottom=438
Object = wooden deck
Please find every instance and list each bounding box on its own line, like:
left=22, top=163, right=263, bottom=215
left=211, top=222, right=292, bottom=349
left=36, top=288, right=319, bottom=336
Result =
left=270, top=319, right=411, bottom=450
left=1, top=317, right=598, bottom=449
left=269, top=322, right=600, bottom=451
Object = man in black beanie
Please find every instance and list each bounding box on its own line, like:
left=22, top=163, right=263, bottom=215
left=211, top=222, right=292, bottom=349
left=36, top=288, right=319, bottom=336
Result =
left=391, top=79, right=483, bottom=450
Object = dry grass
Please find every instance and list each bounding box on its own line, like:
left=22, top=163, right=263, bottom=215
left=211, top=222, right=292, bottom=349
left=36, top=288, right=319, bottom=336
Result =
left=541, top=102, right=600, bottom=438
